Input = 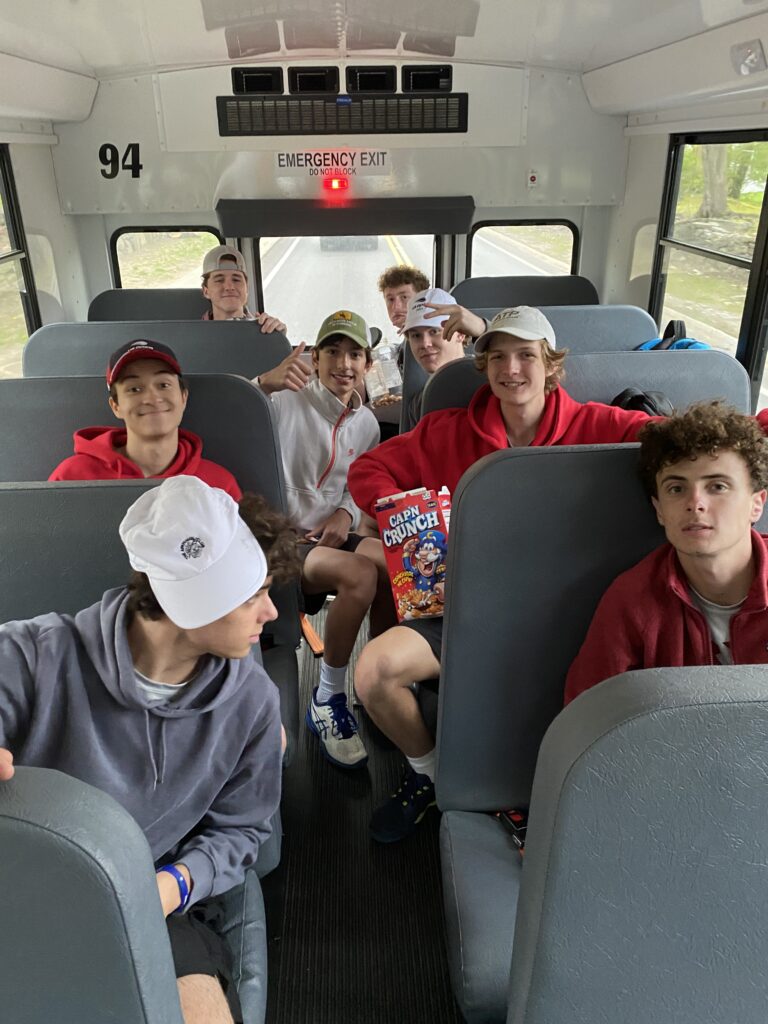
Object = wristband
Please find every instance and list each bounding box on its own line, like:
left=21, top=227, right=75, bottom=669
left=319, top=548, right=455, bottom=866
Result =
left=157, top=864, right=191, bottom=914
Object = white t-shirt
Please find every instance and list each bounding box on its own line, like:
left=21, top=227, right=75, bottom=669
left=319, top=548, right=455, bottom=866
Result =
left=688, top=587, right=744, bottom=666
left=135, top=669, right=195, bottom=705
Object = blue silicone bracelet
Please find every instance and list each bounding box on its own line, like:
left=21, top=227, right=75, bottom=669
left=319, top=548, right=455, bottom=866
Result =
left=157, top=864, right=191, bottom=914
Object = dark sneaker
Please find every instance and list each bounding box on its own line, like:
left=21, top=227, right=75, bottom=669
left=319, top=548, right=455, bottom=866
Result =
left=306, top=688, right=368, bottom=769
left=369, top=768, right=436, bottom=843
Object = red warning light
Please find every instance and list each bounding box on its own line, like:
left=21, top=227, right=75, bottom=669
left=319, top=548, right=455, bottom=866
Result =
left=323, top=176, right=349, bottom=191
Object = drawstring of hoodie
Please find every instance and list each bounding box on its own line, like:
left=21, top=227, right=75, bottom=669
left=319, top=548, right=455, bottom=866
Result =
left=144, top=712, right=168, bottom=790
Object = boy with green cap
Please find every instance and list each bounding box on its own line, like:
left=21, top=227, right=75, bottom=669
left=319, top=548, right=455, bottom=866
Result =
left=257, top=311, right=383, bottom=769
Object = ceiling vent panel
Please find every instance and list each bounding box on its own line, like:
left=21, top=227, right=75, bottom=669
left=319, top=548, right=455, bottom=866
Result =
left=216, top=93, right=468, bottom=136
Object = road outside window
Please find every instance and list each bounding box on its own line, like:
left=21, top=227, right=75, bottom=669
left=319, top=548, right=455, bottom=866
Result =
left=259, top=234, right=434, bottom=345
left=470, top=224, right=575, bottom=277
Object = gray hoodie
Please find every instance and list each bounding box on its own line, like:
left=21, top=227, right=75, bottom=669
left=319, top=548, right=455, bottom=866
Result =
left=0, top=588, right=282, bottom=906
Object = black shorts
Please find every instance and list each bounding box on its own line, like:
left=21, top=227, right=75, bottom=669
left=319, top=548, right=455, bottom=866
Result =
left=167, top=913, right=242, bottom=1021
left=397, top=616, right=444, bottom=676
left=299, top=531, right=366, bottom=615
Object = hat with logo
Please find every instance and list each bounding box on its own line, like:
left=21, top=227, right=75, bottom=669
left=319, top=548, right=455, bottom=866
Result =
left=107, top=339, right=183, bottom=389
left=315, top=309, right=371, bottom=349
left=474, top=306, right=557, bottom=354
left=401, top=288, right=455, bottom=334
left=119, top=477, right=268, bottom=630
left=202, top=244, right=247, bottom=275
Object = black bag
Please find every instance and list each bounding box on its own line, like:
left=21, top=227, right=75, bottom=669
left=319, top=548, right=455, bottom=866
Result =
left=611, top=387, right=675, bottom=417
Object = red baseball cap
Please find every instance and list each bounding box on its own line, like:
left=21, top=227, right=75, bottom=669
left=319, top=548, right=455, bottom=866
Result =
left=107, top=340, right=183, bottom=389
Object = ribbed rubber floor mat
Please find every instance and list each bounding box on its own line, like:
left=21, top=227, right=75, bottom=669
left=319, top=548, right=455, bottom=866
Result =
left=263, top=606, right=464, bottom=1023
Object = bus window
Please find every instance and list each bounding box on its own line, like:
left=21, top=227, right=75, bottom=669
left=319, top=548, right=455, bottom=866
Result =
left=654, top=137, right=768, bottom=356
left=112, top=229, right=222, bottom=288
left=0, top=260, right=30, bottom=379
left=468, top=222, right=577, bottom=278
left=257, top=234, right=435, bottom=343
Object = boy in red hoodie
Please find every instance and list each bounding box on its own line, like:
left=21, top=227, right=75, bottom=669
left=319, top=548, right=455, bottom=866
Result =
left=349, top=306, right=654, bottom=843
left=49, top=339, right=241, bottom=500
left=565, top=402, right=768, bottom=705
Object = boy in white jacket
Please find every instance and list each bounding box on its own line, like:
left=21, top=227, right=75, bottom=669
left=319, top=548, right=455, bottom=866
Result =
left=257, top=310, right=384, bottom=769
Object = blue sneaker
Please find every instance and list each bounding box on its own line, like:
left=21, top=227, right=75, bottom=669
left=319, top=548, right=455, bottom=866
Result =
left=369, top=768, right=436, bottom=843
left=306, top=688, right=368, bottom=769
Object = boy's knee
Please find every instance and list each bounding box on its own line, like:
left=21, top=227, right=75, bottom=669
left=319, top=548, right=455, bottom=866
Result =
left=355, top=641, right=399, bottom=703
left=337, top=552, right=378, bottom=602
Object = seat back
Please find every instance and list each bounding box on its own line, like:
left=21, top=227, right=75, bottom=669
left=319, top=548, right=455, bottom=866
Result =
left=451, top=275, right=598, bottom=307
left=508, top=666, right=768, bottom=1024
left=0, top=765, right=184, bottom=1024
left=89, top=288, right=210, bottom=321
left=470, top=304, right=658, bottom=352
left=24, top=321, right=291, bottom=378
left=436, top=446, right=768, bottom=811
left=422, top=349, right=751, bottom=417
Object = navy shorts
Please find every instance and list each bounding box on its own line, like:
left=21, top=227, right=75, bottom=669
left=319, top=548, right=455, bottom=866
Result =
left=397, top=615, right=443, bottom=677
left=167, top=913, right=241, bottom=1021
left=299, top=531, right=366, bottom=615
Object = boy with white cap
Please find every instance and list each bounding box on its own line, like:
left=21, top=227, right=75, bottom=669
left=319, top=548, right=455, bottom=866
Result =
left=348, top=306, right=658, bottom=843
left=400, top=287, right=470, bottom=432
left=0, top=476, right=300, bottom=1024
left=201, top=244, right=286, bottom=332
left=257, top=309, right=387, bottom=770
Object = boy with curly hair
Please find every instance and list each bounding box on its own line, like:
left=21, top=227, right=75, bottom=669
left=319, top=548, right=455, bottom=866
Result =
left=565, top=401, right=768, bottom=704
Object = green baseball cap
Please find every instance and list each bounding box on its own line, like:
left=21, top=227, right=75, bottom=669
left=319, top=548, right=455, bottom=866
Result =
left=315, top=309, right=371, bottom=349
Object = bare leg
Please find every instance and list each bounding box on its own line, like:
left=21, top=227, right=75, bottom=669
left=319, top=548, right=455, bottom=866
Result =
left=177, top=975, right=234, bottom=1024
left=355, top=627, right=440, bottom=758
left=356, top=536, right=397, bottom=637
left=303, top=547, right=378, bottom=666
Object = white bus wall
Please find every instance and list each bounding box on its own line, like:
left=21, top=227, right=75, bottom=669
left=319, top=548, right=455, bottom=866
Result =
left=49, top=68, right=627, bottom=214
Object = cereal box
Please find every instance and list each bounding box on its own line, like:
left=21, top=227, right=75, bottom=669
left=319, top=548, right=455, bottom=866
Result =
left=375, top=488, right=451, bottom=622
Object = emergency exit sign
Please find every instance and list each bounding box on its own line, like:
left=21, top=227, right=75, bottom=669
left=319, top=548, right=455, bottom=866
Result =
left=275, top=149, right=390, bottom=178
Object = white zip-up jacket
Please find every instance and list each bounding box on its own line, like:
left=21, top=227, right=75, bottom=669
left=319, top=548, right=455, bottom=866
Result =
left=265, top=378, right=380, bottom=532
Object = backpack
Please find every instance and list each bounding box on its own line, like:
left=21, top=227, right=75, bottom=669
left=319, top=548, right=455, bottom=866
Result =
left=611, top=387, right=675, bottom=417
left=635, top=319, right=710, bottom=351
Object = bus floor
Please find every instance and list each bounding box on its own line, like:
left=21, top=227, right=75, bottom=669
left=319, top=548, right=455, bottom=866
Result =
left=262, top=605, right=464, bottom=1024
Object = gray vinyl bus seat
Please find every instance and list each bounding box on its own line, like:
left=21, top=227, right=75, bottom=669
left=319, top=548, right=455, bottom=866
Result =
left=0, top=766, right=185, bottom=1024
left=443, top=667, right=768, bottom=1024
left=421, top=348, right=751, bottom=417
left=24, top=320, right=291, bottom=378
left=0, top=482, right=281, bottom=1021
left=0, top=374, right=301, bottom=765
left=89, top=288, right=210, bottom=320
left=470, top=303, right=659, bottom=351
left=436, top=446, right=768, bottom=1021
left=451, top=274, right=598, bottom=307
left=398, top=304, right=659, bottom=433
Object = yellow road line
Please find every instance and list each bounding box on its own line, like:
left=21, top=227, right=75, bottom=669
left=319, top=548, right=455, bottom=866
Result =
left=385, top=234, right=410, bottom=265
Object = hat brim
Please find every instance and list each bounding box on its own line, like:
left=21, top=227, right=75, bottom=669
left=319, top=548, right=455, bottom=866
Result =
left=144, top=522, right=268, bottom=629
left=108, top=348, right=182, bottom=388
left=315, top=327, right=369, bottom=349
left=475, top=326, right=555, bottom=354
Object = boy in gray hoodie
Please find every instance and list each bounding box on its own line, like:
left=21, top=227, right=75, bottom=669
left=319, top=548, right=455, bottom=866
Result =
left=0, top=476, right=299, bottom=1024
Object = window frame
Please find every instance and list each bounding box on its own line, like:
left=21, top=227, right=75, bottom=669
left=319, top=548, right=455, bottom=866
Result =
left=650, top=131, right=768, bottom=406
left=109, top=225, right=225, bottom=288
left=466, top=219, right=580, bottom=278
left=0, top=145, right=41, bottom=335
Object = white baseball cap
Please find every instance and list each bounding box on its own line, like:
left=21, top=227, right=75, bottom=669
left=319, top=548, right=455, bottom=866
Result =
left=401, top=288, right=455, bottom=334
left=119, top=477, right=267, bottom=630
left=475, top=306, right=556, bottom=354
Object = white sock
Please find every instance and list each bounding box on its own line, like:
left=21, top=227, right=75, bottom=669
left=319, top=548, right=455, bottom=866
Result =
left=406, top=748, right=436, bottom=783
left=316, top=661, right=348, bottom=704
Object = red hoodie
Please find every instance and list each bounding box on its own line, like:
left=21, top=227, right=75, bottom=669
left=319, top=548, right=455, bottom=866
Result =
left=564, top=531, right=768, bottom=705
left=348, top=384, right=652, bottom=516
left=49, top=427, right=242, bottom=500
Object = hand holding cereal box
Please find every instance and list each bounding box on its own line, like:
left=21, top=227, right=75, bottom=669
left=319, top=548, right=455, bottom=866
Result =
left=375, top=487, right=451, bottom=622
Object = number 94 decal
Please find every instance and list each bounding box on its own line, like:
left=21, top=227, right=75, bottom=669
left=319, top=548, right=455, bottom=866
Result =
left=99, top=142, right=143, bottom=179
